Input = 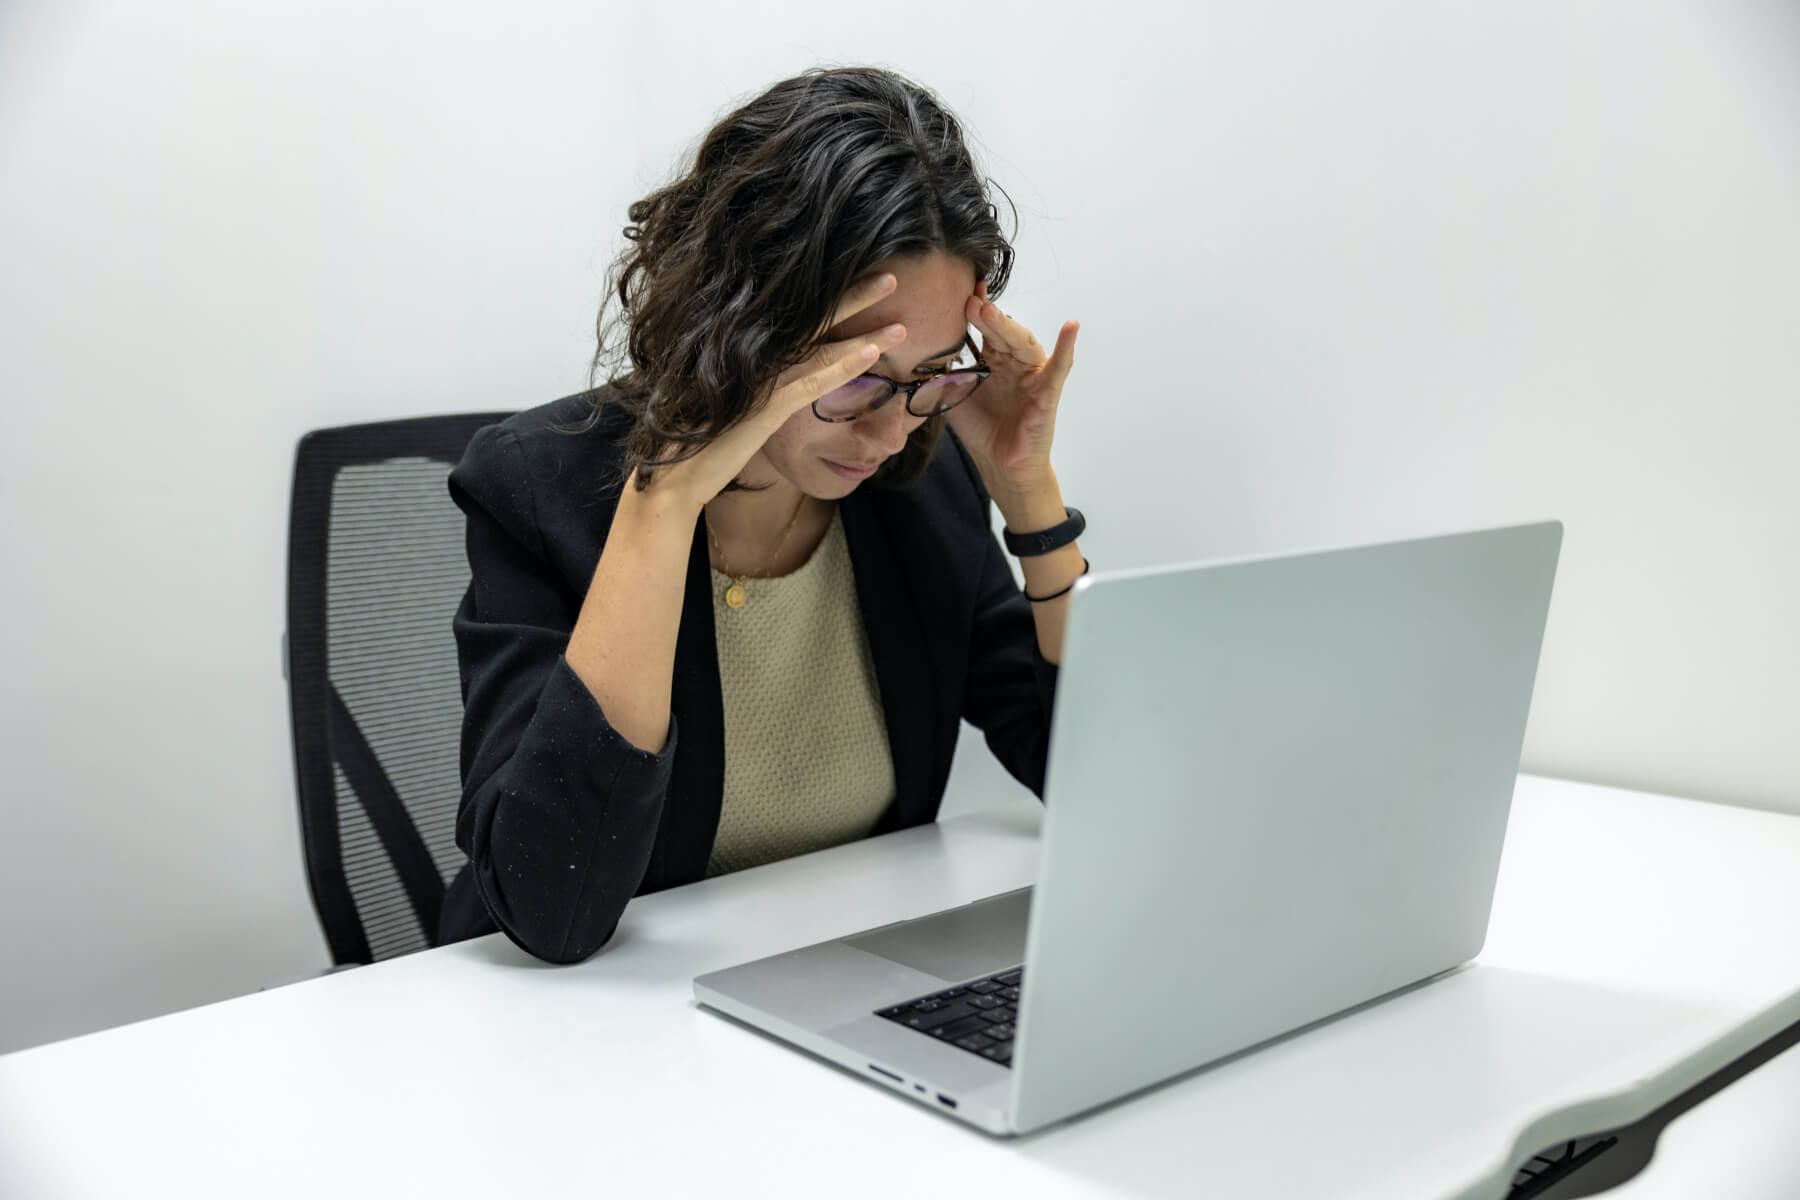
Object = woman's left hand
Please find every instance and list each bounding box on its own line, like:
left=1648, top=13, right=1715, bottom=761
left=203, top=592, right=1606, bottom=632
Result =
left=945, top=280, right=1079, bottom=500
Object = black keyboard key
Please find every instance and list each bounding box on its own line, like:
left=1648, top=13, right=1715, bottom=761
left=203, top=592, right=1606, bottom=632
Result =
left=874, top=976, right=1027, bottom=1068
left=897, top=1003, right=976, bottom=1033
left=930, top=1015, right=991, bottom=1041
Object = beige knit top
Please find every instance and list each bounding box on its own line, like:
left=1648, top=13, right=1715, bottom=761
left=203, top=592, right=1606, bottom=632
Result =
left=704, top=508, right=897, bottom=877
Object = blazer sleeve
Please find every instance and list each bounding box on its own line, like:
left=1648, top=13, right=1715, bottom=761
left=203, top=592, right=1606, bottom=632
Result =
left=950, top=442, right=1060, bottom=799
left=448, top=423, right=676, bottom=963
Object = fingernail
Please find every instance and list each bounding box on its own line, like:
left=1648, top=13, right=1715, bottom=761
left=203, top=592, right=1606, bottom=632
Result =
left=886, top=323, right=906, bottom=338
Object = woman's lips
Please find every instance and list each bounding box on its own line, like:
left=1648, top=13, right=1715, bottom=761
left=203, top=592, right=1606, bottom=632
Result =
left=822, top=457, right=880, bottom=481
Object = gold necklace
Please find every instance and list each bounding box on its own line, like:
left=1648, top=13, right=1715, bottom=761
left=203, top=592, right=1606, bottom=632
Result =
left=706, top=493, right=809, bottom=610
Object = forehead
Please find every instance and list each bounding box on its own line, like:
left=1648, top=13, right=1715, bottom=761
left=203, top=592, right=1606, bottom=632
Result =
left=826, top=253, right=976, bottom=359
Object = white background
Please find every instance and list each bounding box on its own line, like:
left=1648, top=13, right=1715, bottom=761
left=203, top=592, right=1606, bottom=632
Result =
left=1, top=0, right=1795, bottom=1054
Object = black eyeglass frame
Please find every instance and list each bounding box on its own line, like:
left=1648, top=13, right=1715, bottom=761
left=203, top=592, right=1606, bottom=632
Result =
left=811, top=336, right=990, bottom=423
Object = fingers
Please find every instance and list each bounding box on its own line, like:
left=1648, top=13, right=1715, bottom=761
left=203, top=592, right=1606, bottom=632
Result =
left=794, top=338, right=880, bottom=405
left=823, top=271, right=898, bottom=334
left=1044, top=320, right=1079, bottom=391
left=766, top=324, right=901, bottom=421
left=770, top=321, right=904, bottom=398
left=966, top=293, right=1045, bottom=365
left=683, top=330, right=892, bottom=503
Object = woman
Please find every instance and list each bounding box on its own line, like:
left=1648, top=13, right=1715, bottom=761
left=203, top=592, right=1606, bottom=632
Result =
left=438, top=66, right=1085, bottom=963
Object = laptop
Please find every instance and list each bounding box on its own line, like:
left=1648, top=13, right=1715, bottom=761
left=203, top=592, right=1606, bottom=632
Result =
left=693, top=520, right=1562, bottom=1135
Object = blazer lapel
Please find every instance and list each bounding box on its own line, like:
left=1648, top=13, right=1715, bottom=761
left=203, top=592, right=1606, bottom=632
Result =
left=840, top=491, right=940, bottom=830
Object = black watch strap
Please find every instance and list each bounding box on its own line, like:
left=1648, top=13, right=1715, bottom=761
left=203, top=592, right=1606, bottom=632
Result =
left=1002, top=506, right=1085, bottom=558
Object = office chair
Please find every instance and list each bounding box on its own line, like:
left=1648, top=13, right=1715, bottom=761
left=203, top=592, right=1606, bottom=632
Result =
left=284, top=412, right=512, bottom=965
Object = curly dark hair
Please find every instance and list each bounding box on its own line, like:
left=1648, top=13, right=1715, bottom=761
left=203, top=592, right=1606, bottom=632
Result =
left=573, top=65, right=1016, bottom=490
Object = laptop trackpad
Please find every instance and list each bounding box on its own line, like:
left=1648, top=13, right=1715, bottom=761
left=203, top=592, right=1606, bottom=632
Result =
left=843, top=888, right=1032, bottom=983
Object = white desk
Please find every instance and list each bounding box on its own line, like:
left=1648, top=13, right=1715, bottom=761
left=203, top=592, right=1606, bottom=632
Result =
left=1603, top=1039, right=1800, bottom=1199
left=2, top=775, right=1798, bottom=1200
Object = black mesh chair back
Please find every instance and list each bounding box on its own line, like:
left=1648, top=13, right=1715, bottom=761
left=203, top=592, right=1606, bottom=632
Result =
left=284, top=413, right=511, bottom=964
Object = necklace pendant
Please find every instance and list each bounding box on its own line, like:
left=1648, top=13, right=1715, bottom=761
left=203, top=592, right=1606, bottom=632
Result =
left=724, top=582, right=748, bottom=610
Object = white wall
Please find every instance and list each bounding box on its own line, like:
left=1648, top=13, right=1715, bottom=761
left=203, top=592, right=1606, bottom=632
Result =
left=2, top=0, right=1795, bottom=1054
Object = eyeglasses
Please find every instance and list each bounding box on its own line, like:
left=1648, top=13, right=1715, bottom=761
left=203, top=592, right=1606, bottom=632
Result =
left=812, top=337, right=989, bottom=423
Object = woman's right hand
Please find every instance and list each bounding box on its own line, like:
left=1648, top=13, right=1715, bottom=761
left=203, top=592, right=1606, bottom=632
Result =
left=632, top=271, right=908, bottom=514
left=573, top=276, right=905, bottom=756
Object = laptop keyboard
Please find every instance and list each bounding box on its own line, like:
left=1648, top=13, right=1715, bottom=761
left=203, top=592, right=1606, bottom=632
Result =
left=875, top=967, right=1023, bottom=1067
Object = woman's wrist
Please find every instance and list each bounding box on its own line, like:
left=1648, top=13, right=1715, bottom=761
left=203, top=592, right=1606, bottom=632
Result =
left=987, top=469, right=1064, bottom=536
left=620, top=467, right=706, bottom=531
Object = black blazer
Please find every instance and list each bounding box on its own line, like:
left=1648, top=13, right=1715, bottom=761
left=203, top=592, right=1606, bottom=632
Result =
left=437, top=389, right=1057, bottom=963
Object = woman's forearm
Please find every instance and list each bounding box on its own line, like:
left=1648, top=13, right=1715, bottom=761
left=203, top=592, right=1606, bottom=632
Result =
left=565, top=474, right=700, bottom=752
left=989, top=470, right=1083, bottom=665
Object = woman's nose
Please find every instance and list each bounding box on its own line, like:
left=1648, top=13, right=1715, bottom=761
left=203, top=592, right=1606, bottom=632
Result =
left=859, top=399, right=918, bottom=456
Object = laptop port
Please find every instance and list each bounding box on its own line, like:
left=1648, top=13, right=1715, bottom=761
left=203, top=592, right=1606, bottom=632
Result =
left=867, top=1064, right=903, bottom=1084
left=937, top=1094, right=958, bottom=1109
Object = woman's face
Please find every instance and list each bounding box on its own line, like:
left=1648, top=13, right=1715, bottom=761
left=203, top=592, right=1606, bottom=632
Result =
left=754, top=251, right=977, bottom=499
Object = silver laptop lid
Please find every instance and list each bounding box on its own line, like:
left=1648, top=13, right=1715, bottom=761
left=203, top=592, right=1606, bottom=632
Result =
left=1010, top=521, right=1562, bottom=1132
